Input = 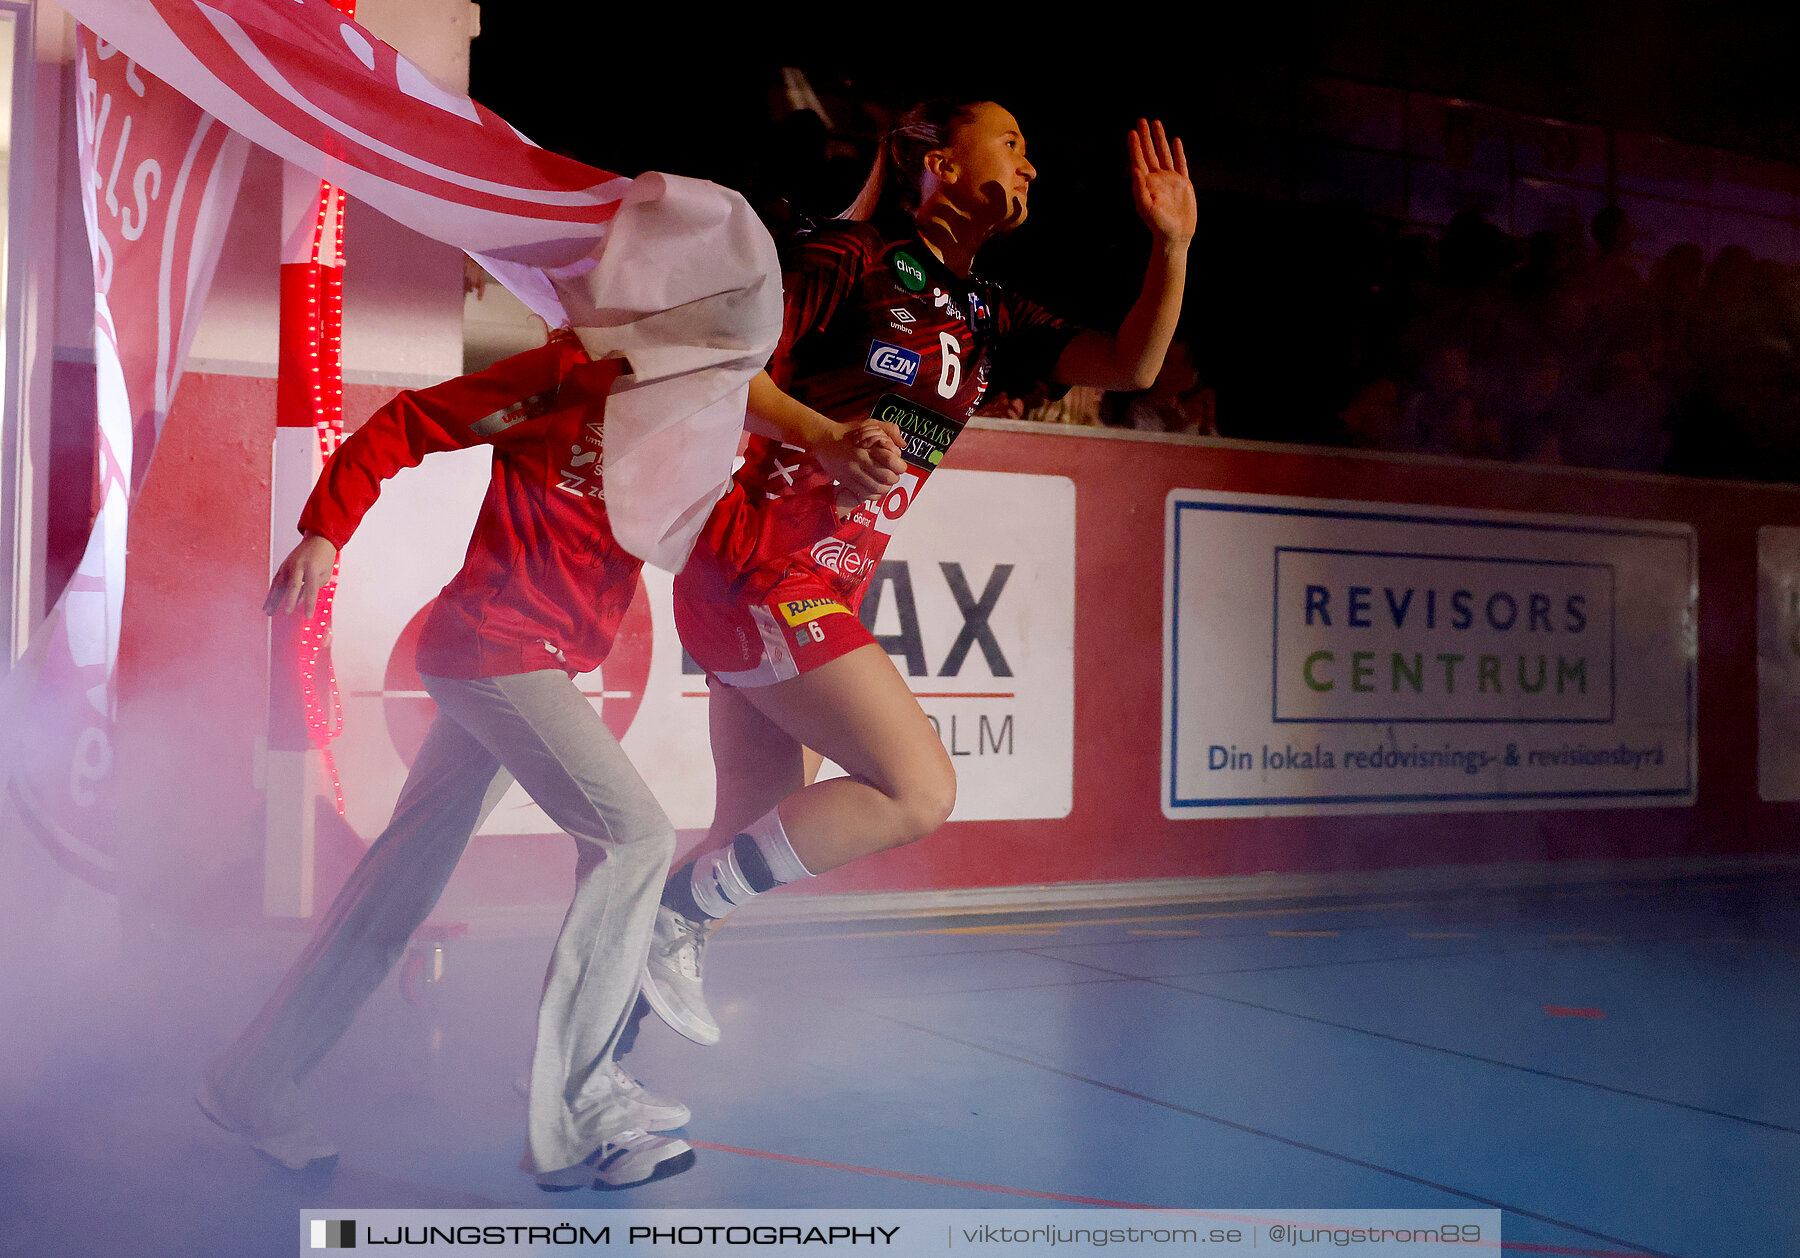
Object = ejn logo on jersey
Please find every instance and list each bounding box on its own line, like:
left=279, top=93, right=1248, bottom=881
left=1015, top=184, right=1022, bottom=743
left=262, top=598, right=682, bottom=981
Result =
left=865, top=340, right=921, bottom=385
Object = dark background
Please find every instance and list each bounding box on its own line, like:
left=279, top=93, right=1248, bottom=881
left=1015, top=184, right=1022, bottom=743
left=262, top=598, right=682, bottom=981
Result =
left=469, top=6, right=1800, bottom=183
left=467, top=7, right=1800, bottom=470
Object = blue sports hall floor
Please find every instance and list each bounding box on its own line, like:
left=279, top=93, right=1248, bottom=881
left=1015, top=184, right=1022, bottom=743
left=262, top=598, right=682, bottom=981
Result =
left=2, top=866, right=1796, bottom=1257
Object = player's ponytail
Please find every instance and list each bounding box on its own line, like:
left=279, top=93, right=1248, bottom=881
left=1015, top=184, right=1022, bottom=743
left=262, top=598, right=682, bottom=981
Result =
left=840, top=98, right=987, bottom=222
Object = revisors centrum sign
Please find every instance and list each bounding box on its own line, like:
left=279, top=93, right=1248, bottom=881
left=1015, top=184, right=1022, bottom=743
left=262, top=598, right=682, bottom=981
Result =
left=1163, top=491, right=1695, bottom=817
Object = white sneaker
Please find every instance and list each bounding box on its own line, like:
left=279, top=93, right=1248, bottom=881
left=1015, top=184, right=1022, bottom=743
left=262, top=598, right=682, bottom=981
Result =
left=195, top=1078, right=337, bottom=1170
left=604, top=1061, right=691, bottom=1129
left=512, top=1060, right=691, bottom=1131
left=535, top=1129, right=695, bottom=1191
left=641, top=906, right=720, bottom=1046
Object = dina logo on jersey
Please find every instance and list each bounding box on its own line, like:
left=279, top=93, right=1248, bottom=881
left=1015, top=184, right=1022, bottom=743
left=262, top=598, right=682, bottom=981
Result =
left=891, top=250, right=928, bottom=292
left=865, top=340, right=921, bottom=385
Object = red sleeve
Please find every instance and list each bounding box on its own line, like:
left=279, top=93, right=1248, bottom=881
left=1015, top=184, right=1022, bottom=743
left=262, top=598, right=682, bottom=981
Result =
left=765, top=226, right=878, bottom=390
left=297, top=334, right=587, bottom=549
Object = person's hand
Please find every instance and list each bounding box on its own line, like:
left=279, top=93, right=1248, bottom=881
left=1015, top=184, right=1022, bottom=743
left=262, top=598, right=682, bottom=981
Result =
left=861, top=417, right=907, bottom=457
left=815, top=420, right=905, bottom=501
left=264, top=532, right=338, bottom=618
left=1128, top=119, right=1196, bottom=247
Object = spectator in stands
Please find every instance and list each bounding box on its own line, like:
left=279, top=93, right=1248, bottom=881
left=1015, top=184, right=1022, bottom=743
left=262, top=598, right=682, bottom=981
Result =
left=1407, top=342, right=1488, bottom=457
left=973, top=390, right=1027, bottom=419
left=1102, top=338, right=1214, bottom=433
left=1495, top=348, right=1567, bottom=464
left=1177, top=381, right=1220, bottom=436
left=1023, top=384, right=1106, bottom=426
left=1561, top=348, right=1669, bottom=471
left=1337, top=377, right=1407, bottom=451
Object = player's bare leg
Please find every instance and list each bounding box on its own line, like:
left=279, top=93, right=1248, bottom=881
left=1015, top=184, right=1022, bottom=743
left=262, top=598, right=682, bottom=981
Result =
left=699, top=678, right=808, bottom=846
left=642, top=646, right=953, bottom=1043
left=732, top=645, right=955, bottom=872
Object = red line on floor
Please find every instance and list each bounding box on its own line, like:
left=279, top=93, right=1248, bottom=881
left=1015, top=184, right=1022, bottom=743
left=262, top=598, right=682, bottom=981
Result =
left=1543, top=1005, right=1605, bottom=1019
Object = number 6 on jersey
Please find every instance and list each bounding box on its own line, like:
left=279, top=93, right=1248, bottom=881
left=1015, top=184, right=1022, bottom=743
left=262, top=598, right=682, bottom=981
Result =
left=937, top=332, right=962, bottom=399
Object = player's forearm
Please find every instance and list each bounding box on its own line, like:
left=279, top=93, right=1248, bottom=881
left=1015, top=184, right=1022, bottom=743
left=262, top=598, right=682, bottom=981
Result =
left=747, top=371, right=848, bottom=447
left=1111, top=238, right=1189, bottom=390
left=1052, top=240, right=1190, bottom=391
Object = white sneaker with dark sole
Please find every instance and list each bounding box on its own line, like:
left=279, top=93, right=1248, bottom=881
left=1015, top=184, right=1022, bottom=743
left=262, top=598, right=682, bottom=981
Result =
left=512, top=1061, right=691, bottom=1131
left=641, top=906, right=720, bottom=1046
left=195, top=1079, right=338, bottom=1170
left=535, top=1130, right=695, bottom=1191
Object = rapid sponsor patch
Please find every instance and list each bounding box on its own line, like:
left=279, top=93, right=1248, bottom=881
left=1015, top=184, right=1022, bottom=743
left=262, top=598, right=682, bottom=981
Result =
left=865, top=340, right=921, bottom=385
left=777, top=596, right=851, bottom=627
left=870, top=393, right=965, bottom=471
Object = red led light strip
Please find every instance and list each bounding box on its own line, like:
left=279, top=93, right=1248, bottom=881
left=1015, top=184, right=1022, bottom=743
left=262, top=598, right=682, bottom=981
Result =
left=293, top=179, right=348, bottom=815
left=288, top=0, right=357, bottom=815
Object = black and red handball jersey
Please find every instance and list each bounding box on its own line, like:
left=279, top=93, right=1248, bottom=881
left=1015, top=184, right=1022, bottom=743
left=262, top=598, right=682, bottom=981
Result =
left=713, top=215, right=1081, bottom=603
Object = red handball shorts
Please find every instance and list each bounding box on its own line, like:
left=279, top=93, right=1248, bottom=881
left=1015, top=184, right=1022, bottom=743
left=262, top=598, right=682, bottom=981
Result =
left=673, top=565, right=874, bottom=688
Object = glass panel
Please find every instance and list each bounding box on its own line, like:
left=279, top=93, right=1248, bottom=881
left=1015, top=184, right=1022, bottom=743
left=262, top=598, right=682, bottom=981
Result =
left=0, top=10, right=14, bottom=406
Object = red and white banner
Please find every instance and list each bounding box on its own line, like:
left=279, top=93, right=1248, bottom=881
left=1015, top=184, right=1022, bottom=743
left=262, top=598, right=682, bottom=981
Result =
left=52, top=0, right=782, bottom=570
left=6, top=1, right=780, bottom=890
left=1, top=32, right=248, bottom=887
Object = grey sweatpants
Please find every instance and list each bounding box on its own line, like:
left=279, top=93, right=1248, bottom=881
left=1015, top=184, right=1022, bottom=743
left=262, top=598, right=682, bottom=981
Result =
left=208, top=669, right=675, bottom=1174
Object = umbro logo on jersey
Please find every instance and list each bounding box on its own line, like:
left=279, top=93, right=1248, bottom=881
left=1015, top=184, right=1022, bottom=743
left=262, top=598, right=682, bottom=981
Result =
left=887, top=307, right=915, bottom=324
left=468, top=388, right=556, bottom=437
left=865, top=340, right=921, bottom=385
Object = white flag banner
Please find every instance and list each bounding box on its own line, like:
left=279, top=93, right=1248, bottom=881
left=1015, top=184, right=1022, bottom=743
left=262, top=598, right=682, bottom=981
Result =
left=7, top=1, right=780, bottom=891
left=50, top=0, right=781, bottom=570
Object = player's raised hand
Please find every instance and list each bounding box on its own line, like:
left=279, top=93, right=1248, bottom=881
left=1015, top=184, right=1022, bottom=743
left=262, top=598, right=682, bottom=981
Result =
left=1128, top=118, right=1196, bottom=246
left=264, top=532, right=338, bottom=618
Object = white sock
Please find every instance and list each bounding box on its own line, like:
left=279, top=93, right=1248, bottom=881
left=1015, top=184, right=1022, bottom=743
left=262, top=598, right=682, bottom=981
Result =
left=744, top=804, right=814, bottom=883
left=686, top=806, right=813, bottom=920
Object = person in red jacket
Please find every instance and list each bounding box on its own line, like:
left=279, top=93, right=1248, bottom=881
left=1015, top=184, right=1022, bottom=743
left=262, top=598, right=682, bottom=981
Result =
left=198, top=331, right=900, bottom=1189
left=642, top=104, right=1195, bottom=1047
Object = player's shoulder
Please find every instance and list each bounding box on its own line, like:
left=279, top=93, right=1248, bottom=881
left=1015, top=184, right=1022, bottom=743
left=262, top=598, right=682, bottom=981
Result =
left=787, top=215, right=882, bottom=259
left=789, top=214, right=928, bottom=270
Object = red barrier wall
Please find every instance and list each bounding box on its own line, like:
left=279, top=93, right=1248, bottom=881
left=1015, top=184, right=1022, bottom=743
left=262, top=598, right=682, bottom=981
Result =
left=112, top=387, right=1800, bottom=917
left=807, top=422, right=1800, bottom=895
